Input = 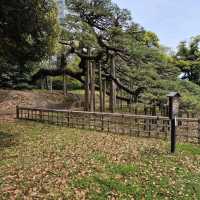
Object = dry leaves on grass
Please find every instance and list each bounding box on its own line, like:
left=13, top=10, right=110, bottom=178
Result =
left=0, top=121, right=200, bottom=199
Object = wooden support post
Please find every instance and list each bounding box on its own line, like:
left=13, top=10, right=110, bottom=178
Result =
left=63, top=74, right=67, bottom=97
left=167, top=92, right=181, bottom=153
left=90, top=62, right=95, bottom=112
left=103, top=79, right=106, bottom=112
left=109, top=55, right=116, bottom=113
left=60, top=53, right=67, bottom=96
left=171, top=118, right=176, bottom=153
left=101, top=115, right=104, bottom=131
left=99, top=63, right=103, bottom=112
left=169, top=96, right=176, bottom=153
left=144, top=106, right=147, bottom=131
left=50, top=77, right=53, bottom=93
left=92, top=62, right=96, bottom=111
left=68, top=112, right=70, bottom=127
left=84, top=54, right=90, bottom=111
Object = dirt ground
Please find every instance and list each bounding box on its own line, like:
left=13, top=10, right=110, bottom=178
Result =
left=0, top=89, right=84, bottom=121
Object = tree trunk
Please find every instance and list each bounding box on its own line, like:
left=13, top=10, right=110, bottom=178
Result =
left=109, top=55, right=116, bottom=113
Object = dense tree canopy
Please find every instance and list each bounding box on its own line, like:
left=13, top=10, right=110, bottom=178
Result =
left=0, top=0, right=60, bottom=65
left=175, top=36, right=200, bottom=85
left=57, top=0, right=178, bottom=102
left=34, top=0, right=170, bottom=98
left=0, top=0, right=60, bottom=88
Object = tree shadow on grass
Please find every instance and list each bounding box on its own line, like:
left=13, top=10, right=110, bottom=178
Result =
left=0, top=131, right=18, bottom=148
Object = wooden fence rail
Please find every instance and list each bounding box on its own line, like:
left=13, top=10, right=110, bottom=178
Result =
left=16, top=107, right=200, bottom=144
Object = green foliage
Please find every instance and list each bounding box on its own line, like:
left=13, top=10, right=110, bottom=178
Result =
left=0, top=57, right=35, bottom=89
left=0, top=0, right=60, bottom=65
left=0, top=0, right=60, bottom=88
left=52, top=77, right=82, bottom=90
left=142, top=31, right=160, bottom=48
left=175, top=36, right=200, bottom=85
left=143, top=78, right=200, bottom=111
left=62, top=0, right=200, bottom=112
left=14, top=83, right=35, bottom=90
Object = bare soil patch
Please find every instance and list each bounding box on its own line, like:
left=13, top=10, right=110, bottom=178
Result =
left=0, top=89, right=84, bottom=121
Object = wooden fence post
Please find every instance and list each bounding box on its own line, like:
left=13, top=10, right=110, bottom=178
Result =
left=39, top=110, right=42, bottom=121
left=167, top=92, right=181, bottom=153
left=144, top=106, right=147, bottom=131
left=67, top=112, right=70, bottom=127
left=198, top=119, right=200, bottom=144
left=16, top=106, right=19, bottom=119
left=171, top=118, right=176, bottom=153
left=101, top=114, right=104, bottom=131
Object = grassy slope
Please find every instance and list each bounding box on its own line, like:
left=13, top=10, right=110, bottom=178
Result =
left=0, top=122, right=200, bottom=199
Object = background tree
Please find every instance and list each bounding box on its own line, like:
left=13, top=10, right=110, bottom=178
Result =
left=0, top=0, right=60, bottom=88
left=175, top=36, right=200, bottom=85
left=33, top=0, right=199, bottom=109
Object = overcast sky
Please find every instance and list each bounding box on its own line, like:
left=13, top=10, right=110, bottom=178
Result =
left=112, top=0, right=200, bottom=50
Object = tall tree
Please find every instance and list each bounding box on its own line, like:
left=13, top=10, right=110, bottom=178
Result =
left=175, top=36, right=200, bottom=85
left=0, top=0, right=60, bottom=66
left=0, top=0, right=60, bottom=88
left=32, top=0, right=180, bottom=106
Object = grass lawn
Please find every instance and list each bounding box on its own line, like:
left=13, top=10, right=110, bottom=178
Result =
left=0, top=121, right=200, bottom=199
left=69, top=89, right=85, bottom=95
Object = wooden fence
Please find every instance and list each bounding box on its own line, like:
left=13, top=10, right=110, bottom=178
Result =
left=94, top=102, right=199, bottom=118
left=16, top=107, right=200, bottom=144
